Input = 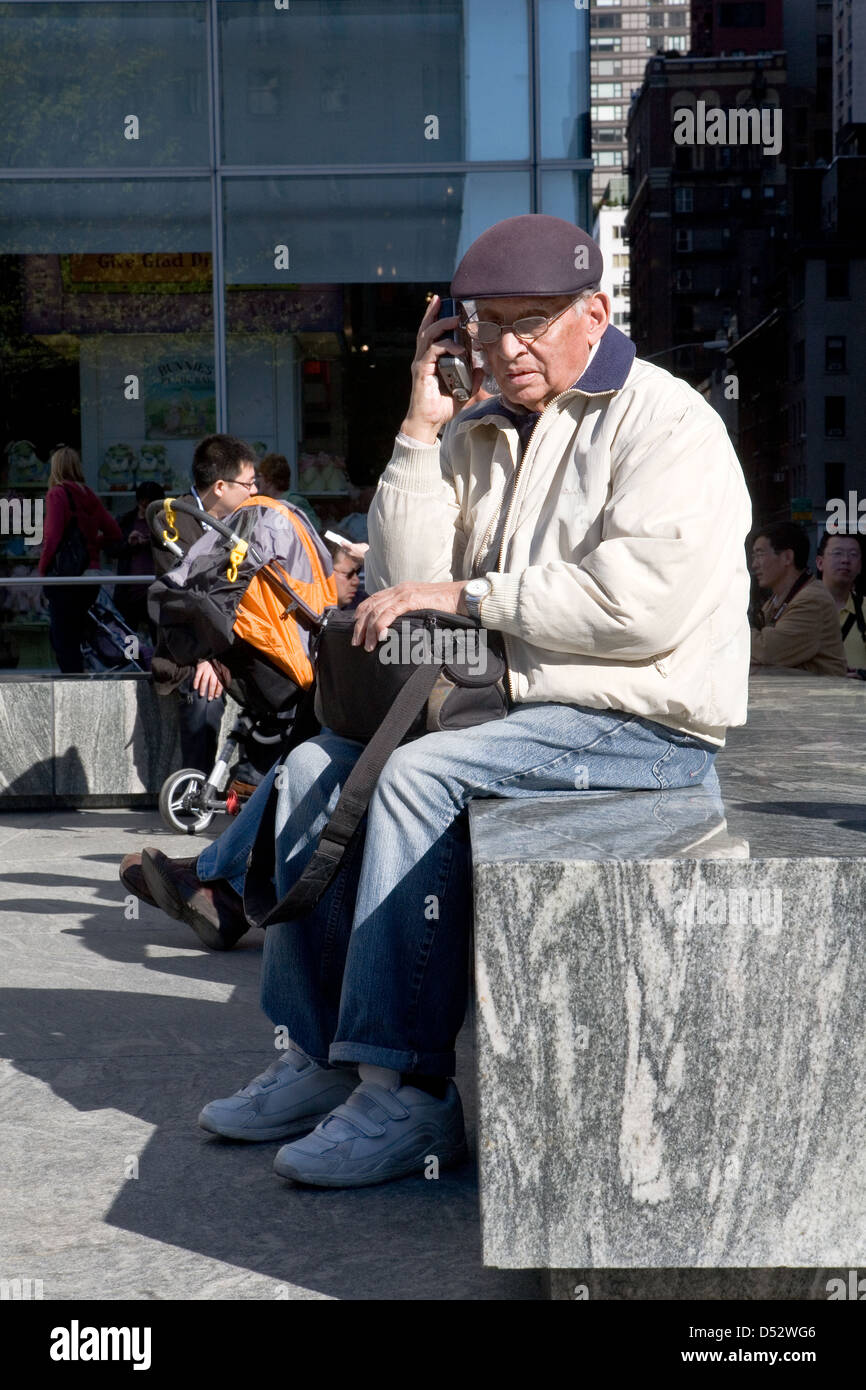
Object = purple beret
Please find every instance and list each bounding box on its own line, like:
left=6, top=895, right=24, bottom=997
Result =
left=451, top=214, right=603, bottom=300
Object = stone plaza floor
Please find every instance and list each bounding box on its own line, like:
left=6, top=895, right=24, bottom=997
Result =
left=0, top=809, right=542, bottom=1302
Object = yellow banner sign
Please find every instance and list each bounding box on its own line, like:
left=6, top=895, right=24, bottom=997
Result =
left=67, top=252, right=212, bottom=284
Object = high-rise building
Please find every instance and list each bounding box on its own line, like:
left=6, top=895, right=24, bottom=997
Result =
left=691, top=0, right=783, bottom=56
left=592, top=204, right=631, bottom=334
left=625, top=52, right=787, bottom=377
left=590, top=0, right=692, bottom=207
left=833, top=0, right=866, bottom=151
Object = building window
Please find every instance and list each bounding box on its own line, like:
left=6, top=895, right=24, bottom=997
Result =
left=593, top=105, right=624, bottom=121
left=718, top=3, right=767, bottom=24
left=666, top=35, right=689, bottom=51
left=675, top=227, right=693, bottom=253
left=596, top=151, right=623, bottom=166
left=675, top=268, right=693, bottom=291
left=590, top=38, right=622, bottom=52
left=826, top=262, right=849, bottom=298
left=612, top=253, right=629, bottom=268
left=825, top=336, right=847, bottom=372
left=825, top=462, right=845, bottom=498
left=824, top=396, right=846, bottom=437
left=674, top=186, right=694, bottom=213
left=591, top=83, right=623, bottom=99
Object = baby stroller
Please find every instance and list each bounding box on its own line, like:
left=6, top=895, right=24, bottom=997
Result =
left=147, top=494, right=337, bottom=835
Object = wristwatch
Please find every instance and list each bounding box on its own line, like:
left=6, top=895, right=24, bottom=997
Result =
left=464, top=576, right=492, bottom=622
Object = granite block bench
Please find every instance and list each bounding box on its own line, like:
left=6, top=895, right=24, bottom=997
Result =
left=469, top=669, right=866, bottom=1299
left=0, top=673, right=182, bottom=807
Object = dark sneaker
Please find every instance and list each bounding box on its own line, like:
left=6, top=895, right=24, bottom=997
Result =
left=272, top=1080, right=469, bottom=1188
left=118, top=853, right=158, bottom=910
left=140, top=847, right=248, bottom=951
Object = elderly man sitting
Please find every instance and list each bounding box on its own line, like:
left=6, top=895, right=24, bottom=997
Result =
left=126, top=214, right=753, bottom=1189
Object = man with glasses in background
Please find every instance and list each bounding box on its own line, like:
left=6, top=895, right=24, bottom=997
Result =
left=147, top=433, right=259, bottom=783
left=139, top=215, right=753, bottom=1191
left=749, top=521, right=846, bottom=676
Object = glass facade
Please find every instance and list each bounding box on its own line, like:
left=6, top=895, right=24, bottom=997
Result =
left=0, top=0, right=591, bottom=668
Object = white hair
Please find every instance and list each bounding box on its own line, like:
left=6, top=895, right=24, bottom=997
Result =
left=573, top=285, right=601, bottom=319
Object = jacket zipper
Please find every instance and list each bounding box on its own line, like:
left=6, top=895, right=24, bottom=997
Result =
left=483, top=388, right=582, bottom=701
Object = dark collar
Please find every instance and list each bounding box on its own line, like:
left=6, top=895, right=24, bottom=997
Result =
left=574, top=324, right=636, bottom=395
left=457, top=324, right=637, bottom=433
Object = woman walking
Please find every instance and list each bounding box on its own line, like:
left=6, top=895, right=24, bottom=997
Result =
left=38, top=446, right=122, bottom=673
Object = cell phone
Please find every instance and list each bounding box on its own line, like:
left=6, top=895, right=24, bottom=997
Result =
left=436, top=296, right=473, bottom=401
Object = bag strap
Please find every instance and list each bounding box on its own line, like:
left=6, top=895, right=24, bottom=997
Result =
left=244, top=656, right=443, bottom=928
left=841, top=593, right=865, bottom=642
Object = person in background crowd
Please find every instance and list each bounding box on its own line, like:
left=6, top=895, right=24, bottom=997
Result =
left=149, top=434, right=259, bottom=773
left=115, top=480, right=164, bottom=637
left=38, top=446, right=122, bottom=673
left=256, top=452, right=292, bottom=499
left=256, top=451, right=322, bottom=530
left=749, top=522, right=847, bottom=676
left=323, top=536, right=366, bottom=609
left=816, top=530, right=866, bottom=679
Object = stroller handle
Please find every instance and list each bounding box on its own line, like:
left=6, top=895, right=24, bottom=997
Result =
left=146, top=497, right=328, bottom=630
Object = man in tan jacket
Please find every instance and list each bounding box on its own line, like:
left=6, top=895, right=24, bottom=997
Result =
left=148, top=215, right=755, bottom=1190
left=750, top=522, right=847, bottom=676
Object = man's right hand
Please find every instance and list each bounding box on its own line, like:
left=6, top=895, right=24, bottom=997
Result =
left=193, top=659, right=224, bottom=701
left=400, top=294, right=484, bottom=446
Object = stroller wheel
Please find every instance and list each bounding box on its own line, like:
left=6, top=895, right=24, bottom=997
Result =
left=158, top=768, right=216, bottom=835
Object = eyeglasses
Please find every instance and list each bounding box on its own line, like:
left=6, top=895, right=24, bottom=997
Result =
left=226, top=476, right=257, bottom=492
left=463, top=298, right=581, bottom=346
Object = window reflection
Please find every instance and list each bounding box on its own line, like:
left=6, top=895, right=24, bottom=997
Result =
left=219, top=0, right=529, bottom=165
left=0, top=2, right=209, bottom=168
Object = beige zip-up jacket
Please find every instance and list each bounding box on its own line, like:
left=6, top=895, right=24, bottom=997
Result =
left=366, top=326, right=753, bottom=746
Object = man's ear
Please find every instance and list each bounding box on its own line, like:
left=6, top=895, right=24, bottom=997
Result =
left=587, top=292, right=610, bottom=343
left=816, top=554, right=825, bottom=574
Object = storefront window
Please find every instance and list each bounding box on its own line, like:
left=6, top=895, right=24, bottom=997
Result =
left=218, top=0, right=530, bottom=165
left=223, top=170, right=531, bottom=505
left=0, top=2, right=209, bottom=168
left=0, top=178, right=213, bottom=498
left=539, top=0, right=591, bottom=159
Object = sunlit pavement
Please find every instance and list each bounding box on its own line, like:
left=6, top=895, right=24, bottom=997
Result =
left=0, top=809, right=541, bottom=1301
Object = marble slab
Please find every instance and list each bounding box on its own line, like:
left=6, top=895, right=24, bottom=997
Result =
left=0, top=679, right=54, bottom=799
left=53, top=677, right=180, bottom=796
left=470, top=671, right=866, bottom=1271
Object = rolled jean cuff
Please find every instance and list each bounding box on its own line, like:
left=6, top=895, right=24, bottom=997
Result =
left=195, top=843, right=219, bottom=881
left=328, top=1039, right=456, bottom=1078
left=195, top=843, right=246, bottom=896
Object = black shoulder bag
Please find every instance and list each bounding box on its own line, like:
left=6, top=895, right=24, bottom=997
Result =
left=46, top=485, right=89, bottom=577
left=243, top=608, right=508, bottom=928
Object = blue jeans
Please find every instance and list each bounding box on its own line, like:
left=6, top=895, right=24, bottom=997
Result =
left=198, top=704, right=717, bottom=1076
